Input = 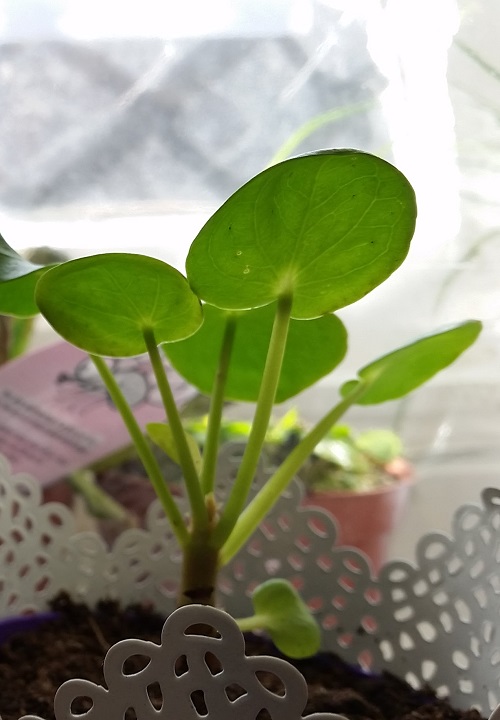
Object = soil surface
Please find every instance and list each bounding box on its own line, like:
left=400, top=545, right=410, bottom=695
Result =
left=0, top=594, right=485, bottom=720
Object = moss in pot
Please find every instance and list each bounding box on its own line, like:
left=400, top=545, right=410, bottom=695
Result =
left=0, top=150, right=483, bottom=716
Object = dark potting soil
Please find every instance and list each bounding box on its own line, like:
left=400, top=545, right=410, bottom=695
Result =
left=0, top=594, right=485, bottom=720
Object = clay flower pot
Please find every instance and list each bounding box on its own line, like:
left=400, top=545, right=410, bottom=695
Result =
left=303, top=470, right=414, bottom=572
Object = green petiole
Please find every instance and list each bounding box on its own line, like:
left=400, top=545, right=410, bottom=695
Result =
left=143, top=328, right=208, bottom=532
left=212, top=294, right=293, bottom=547
left=90, top=353, right=190, bottom=546
left=200, top=314, right=238, bottom=496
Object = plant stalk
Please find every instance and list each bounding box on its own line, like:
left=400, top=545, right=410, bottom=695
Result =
left=143, top=329, right=208, bottom=532
left=219, top=382, right=368, bottom=565
left=201, top=313, right=238, bottom=495
left=178, top=535, right=220, bottom=607
left=234, top=614, right=268, bottom=633
left=212, top=295, right=293, bottom=547
left=90, top=354, right=189, bottom=546
left=68, top=469, right=132, bottom=522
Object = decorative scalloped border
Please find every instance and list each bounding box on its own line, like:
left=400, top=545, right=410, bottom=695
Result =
left=2, top=448, right=500, bottom=711
left=17, top=604, right=347, bottom=720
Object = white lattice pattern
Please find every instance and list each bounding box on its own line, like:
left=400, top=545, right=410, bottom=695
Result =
left=2, top=447, right=500, bottom=711
left=18, top=604, right=345, bottom=720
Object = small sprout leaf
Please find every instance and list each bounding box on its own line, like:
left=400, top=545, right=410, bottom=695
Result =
left=164, top=303, right=347, bottom=402
left=35, top=254, right=203, bottom=356
left=355, top=429, right=403, bottom=464
left=251, top=579, right=321, bottom=658
left=146, top=422, right=202, bottom=474
left=187, top=150, right=416, bottom=318
left=0, top=233, right=51, bottom=317
left=341, top=320, right=482, bottom=405
left=313, top=437, right=369, bottom=473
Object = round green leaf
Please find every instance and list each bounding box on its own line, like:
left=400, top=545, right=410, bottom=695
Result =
left=0, top=233, right=50, bottom=317
left=35, top=253, right=203, bottom=356
left=251, top=579, right=321, bottom=658
left=341, top=320, right=482, bottom=405
left=186, top=150, right=416, bottom=319
left=164, top=302, right=347, bottom=403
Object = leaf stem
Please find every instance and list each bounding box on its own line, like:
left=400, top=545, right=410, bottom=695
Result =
left=201, top=313, right=238, bottom=495
left=68, top=469, right=131, bottom=522
left=219, top=382, right=368, bottom=565
left=234, top=614, right=268, bottom=633
left=90, top=354, right=189, bottom=546
left=143, top=329, right=208, bottom=532
left=212, top=295, right=293, bottom=547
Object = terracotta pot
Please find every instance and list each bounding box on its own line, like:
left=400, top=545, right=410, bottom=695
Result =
left=303, top=473, right=414, bottom=573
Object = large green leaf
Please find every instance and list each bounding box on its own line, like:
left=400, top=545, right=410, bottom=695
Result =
left=186, top=150, right=417, bottom=319
left=0, top=233, right=50, bottom=317
left=341, top=320, right=482, bottom=405
left=35, top=253, right=203, bottom=356
left=164, top=303, right=347, bottom=403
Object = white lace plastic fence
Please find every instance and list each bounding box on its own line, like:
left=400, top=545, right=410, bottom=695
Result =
left=1, top=446, right=500, bottom=712
left=18, top=604, right=345, bottom=720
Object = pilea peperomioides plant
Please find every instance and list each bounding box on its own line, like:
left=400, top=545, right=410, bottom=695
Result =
left=0, top=150, right=481, bottom=657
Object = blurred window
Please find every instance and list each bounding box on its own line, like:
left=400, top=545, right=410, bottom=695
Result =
left=0, top=2, right=454, bottom=257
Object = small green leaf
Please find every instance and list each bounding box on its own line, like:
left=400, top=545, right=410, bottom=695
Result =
left=326, top=424, right=352, bottom=440
left=146, top=422, right=202, bottom=474
left=164, top=303, right=347, bottom=402
left=0, top=233, right=51, bottom=317
left=265, top=408, right=302, bottom=443
left=187, top=150, right=416, bottom=319
left=341, top=320, right=482, bottom=405
left=355, top=429, right=403, bottom=464
left=313, top=437, right=369, bottom=473
left=251, top=579, right=321, bottom=658
left=35, top=253, right=203, bottom=356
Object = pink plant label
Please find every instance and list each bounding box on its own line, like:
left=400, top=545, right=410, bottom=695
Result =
left=0, top=342, right=197, bottom=486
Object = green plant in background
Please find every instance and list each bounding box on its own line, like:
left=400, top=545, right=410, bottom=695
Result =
left=297, top=425, right=407, bottom=492
left=186, top=409, right=407, bottom=492
left=0, top=150, right=481, bottom=657
left=268, top=101, right=374, bottom=166
left=0, top=246, right=66, bottom=364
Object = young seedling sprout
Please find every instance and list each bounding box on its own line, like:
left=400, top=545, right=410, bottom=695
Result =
left=0, top=150, right=481, bottom=658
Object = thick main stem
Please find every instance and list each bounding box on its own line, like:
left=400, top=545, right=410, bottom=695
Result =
left=178, top=536, right=220, bottom=607
left=178, top=494, right=219, bottom=617
left=212, top=295, right=293, bottom=547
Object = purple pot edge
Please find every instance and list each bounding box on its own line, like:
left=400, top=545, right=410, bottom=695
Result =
left=0, top=611, right=59, bottom=645
left=0, top=612, right=436, bottom=706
